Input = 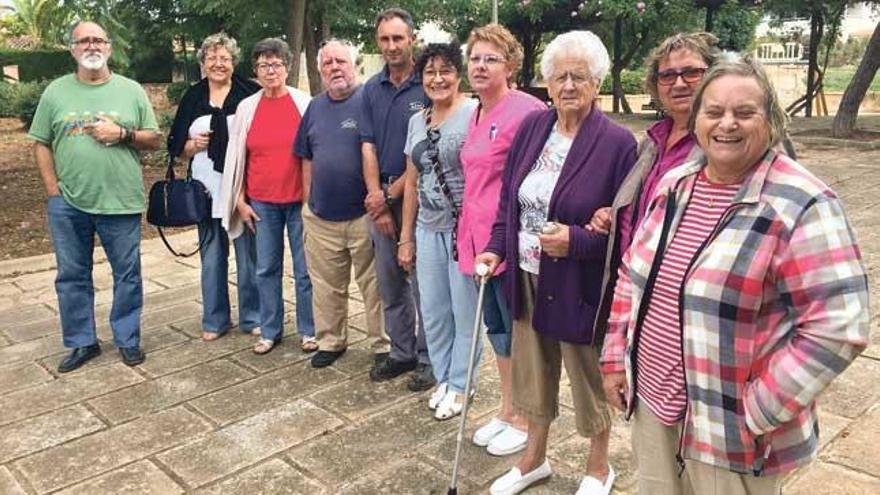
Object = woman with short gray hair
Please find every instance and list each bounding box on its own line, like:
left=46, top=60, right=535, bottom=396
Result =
left=167, top=32, right=260, bottom=342
left=475, top=30, right=637, bottom=495
left=220, top=38, right=316, bottom=355
left=602, top=54, right=868, bottom=494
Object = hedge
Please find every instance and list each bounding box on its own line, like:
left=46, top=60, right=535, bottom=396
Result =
left=600, top=69, right=646, bottom=95
left=0, top=80, right=52, bottom=128
left=0, top=49, right=75, bottom=82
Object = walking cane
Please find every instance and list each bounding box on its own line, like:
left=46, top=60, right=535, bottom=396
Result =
left=447, top=263, right=490, bottom=495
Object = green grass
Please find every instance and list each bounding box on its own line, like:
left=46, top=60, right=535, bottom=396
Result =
left=822, top=66, right=880, bottom=92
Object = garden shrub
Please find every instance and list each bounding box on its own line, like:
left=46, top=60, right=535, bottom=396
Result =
left=166, top=81, right=191, bottom=106
left=600, top=69, right=646, bottom=95
left=15, top=80, right=51, bottom=129
left=0, top=49, right=74, bottom=82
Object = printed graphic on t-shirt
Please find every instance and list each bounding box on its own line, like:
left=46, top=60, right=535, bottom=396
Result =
left=517, top=129, right=572, bottom=274
left=341, top=118, right=358, bottom=130
left=61, top=111, right=122, bottom=137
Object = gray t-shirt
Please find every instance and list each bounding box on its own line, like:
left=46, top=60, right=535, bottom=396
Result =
left=404, top=97, right=477, bottom=231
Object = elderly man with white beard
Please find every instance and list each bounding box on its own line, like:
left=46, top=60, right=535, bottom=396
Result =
left=29, top=20, right=162, bottom=373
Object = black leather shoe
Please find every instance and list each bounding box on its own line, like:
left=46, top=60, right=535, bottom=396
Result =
left=58, top=344, right=101, bottom=373
left=373, top=352, right=389, bottom=365
left=119, top=346, right=145, bottom=366
left=311, top=349, right=346, bottom=368
left=407, top=362, right=437, bottom=392
left=369, top=357, right=417, bottom=382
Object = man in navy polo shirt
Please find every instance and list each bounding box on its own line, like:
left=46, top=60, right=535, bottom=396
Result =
left=361, top=7, right=433, bottom=390
left=296, top=39, right=390, bottom=370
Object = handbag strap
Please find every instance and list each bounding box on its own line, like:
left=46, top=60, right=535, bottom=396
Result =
left=167, top=154, right=196, bottom=181
left=425, top=121, right=460, bottom=260
left=156, top=224, right=213, bottom=258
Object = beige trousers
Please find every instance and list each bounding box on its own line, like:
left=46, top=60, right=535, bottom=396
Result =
left=511, top=272, right=613, bottom=437
left=302, top=205, right=389, bottom=353
left=632, top=404, right=781, bottom=495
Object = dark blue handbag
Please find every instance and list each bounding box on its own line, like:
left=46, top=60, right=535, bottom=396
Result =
left=147, top=157, right=212, bottom=257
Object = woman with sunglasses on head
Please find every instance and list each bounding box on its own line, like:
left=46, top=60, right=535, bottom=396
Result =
left=591, top=32, right=720, bottom=384
left=398, top=42, right=478, bottom=420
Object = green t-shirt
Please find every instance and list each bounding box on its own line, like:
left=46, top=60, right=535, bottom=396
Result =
left=28, top=74, right=159, bottom=214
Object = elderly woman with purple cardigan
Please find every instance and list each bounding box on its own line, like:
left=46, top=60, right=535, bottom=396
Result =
left=475, top=31, right=637, bottom=495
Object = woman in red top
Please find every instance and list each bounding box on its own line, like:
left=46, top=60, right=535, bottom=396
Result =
left=220, top=38, right=315, bottom=355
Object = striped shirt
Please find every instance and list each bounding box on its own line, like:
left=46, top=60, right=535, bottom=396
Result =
left=636, top=171, right=740, bottom=425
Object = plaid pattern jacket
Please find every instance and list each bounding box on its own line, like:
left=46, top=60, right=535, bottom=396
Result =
left=600, top=149, right=870, bottom=475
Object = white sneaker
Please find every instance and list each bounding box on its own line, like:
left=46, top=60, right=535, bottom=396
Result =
left=575, top=465, right=616, bottom=495
left=429, top=383, right=448, bottom=410
left=489, top=459, right=552, bottom=495
left=487, top=425, right=527, bottom=456
left=473, top=417, right=510, bottom=446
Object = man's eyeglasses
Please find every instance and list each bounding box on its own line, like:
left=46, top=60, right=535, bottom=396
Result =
left=72, top=37, right=109, bottom=47
left=255, top=62, right=286, bottom=73
left=656, top=67, right=707, bottom=86
left=468, top=54, right=506, bottom=66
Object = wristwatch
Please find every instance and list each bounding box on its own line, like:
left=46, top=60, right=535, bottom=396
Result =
left=383, top=188, right=395, bottom=206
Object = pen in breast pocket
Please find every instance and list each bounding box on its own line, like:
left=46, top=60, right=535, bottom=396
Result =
left=489, top=122, right=497, bottom=141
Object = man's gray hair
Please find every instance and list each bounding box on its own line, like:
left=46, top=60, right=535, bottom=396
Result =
left=688, top=52, right=789, bottom=147
left=540, top=30, right=610, bottom=85
left=317, top=38, right=359, bottom=67
left=67, top=20, right=110, bottom=46
left=198, top=32, right=241, bottom=65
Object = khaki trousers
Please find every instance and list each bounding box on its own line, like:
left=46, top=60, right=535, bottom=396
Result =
left=511, top=272, right=613, bottom=437
left=302, top=205, right=389, bottom=353
left=632, top=404, right=781, bottom=495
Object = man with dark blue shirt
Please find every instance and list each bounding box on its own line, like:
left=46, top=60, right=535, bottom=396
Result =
left=296, top=39, right=390, bottom=369
left=361, top=8, right=433, bottom=390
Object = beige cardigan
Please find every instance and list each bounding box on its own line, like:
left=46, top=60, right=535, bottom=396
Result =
left=219, top=86, right=311, bottom=240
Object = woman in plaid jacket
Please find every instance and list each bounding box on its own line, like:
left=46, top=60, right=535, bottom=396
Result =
left=600, top=55, right=870, bottom=494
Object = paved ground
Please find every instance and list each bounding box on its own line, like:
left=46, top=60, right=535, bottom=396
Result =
left=1, top=120, right=879, bottom=494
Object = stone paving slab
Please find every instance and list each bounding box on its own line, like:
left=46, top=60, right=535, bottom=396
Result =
left=0, top=361, right=53, bottom=394
left=53, top=460, right=185, bottom=495
left=786, top=461, right=880, bottom=494
left=88, top=360, right=255, bottom=424
left=0, top=363, right=144, bottom=427
left=157, top=400, right=343, bottom=489
left=188, top=361, right=347, bottom=426
left=0, top=141, right=877, bottom=493
left=194, top=458, right=327, bottom=495
left=0, top=405, right=105, bottom=463
left=14, top=407, right=212, bottom=493
left=0, top=466, right=26, bottom=495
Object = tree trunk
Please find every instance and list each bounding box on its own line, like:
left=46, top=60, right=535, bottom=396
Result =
left=612, top=17, right=623, bottom=114
left=303, top=7, right=322, bottom=96
left=832, top=20, right=880, bottom=138
left=286, top=0, right=307, bottom=86
left=805, top=6, right=824, bottom=117
left=518, top=28, right=538, bottom=88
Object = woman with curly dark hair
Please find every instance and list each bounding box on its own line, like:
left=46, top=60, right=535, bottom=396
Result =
left=398, top=42, right=479, bottom=420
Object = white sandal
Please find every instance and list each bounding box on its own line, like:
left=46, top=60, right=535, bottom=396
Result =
left=429, top=383, right=448, bottom=410
left=434, top=391, right=463, bottom=421
left=253, top=338, right=276, bottom=355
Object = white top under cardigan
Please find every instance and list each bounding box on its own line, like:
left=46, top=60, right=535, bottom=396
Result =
left=219, top=86, right=312, bottom=240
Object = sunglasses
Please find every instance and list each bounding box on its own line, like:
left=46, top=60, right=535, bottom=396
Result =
left=656, top=67, right=707, bottom=86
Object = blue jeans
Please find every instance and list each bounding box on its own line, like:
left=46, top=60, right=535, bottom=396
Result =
left=47, top=195, right=142, bottom=349
left=250, top=200, right=314, bottom=341
left=415, top=228, right=481, bottom=394
left=198, top=218, right=260, bottom=333
left=484, top=277, right=512, bottom=357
